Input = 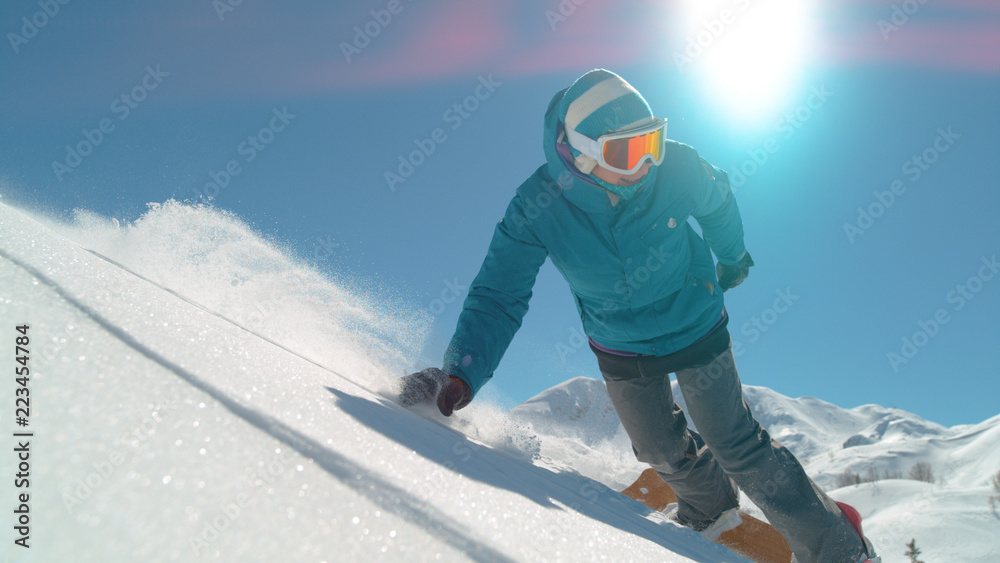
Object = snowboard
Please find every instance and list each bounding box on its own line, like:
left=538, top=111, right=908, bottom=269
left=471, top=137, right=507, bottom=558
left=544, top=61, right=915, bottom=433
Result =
left=621, top=468, right=793, bottom=563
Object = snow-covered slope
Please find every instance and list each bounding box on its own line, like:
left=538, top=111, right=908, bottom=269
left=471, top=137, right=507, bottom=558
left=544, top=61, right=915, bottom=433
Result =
left=510, top=377, right=1000, bottom=562
left=507, top=377, right=639, bottom=493
left=0, top=200, right=743, bottom=562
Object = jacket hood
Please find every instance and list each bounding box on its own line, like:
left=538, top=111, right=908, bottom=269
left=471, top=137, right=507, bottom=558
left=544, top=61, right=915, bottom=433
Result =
left=542, top=88, right=658, bottom=214
left=542, top=88, right=610, bottom=213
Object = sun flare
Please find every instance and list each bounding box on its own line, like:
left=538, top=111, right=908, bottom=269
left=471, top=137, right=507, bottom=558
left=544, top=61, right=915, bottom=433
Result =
left=674, top=0, right=817, bottom=124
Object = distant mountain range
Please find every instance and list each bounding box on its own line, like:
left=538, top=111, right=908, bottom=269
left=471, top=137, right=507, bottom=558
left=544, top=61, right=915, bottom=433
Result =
left=509, top=376, right=1000, bottom=562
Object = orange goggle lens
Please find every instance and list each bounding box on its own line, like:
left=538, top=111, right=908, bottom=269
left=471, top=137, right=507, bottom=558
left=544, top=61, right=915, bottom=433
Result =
left=602, top=127, right=664, bottom=173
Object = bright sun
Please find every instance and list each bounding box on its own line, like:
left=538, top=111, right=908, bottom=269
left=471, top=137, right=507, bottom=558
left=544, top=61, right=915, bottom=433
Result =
left=673, top=0, right=817, bottom=124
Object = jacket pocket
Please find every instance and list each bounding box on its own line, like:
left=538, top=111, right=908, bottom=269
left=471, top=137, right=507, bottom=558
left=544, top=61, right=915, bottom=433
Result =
left=694, top=276, right=716, bottom=296
left=638, top=210, right=682, bottom=248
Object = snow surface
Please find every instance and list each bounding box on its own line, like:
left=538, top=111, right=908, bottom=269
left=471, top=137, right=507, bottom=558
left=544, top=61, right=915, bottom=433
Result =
left=1, top=200, right=998, bottom=562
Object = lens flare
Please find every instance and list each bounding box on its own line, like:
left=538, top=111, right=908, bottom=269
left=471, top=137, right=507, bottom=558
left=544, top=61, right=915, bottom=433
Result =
left=674, top=0, right=817, bottom=124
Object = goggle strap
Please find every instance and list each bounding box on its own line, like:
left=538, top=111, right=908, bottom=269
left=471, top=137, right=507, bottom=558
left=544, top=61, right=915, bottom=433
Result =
left=563, top=126, right=604, bottom=162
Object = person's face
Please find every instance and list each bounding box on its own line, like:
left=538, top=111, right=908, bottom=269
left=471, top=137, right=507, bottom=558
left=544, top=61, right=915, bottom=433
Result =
left=591, top=161, right=653, bottom=187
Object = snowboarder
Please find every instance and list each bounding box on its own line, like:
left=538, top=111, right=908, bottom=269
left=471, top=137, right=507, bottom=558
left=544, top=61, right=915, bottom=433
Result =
left=400, top=69, right=879, bottom=562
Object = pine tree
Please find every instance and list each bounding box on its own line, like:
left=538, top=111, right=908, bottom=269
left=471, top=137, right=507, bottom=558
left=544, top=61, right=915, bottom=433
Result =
left=904, top=538, right=924, bottom=563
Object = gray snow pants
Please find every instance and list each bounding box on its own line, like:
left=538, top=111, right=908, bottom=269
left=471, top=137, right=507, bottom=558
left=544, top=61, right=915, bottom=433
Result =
left=591, top=323, right=867, bottom=562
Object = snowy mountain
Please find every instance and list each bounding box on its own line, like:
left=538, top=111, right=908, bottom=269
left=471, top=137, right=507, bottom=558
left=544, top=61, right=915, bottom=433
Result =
left=2, top=199, right=998, bottom=563
left=510, top=377, right=1000, bottom=562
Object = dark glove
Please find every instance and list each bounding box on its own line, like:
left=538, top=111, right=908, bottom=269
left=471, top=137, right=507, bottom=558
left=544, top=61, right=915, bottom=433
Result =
left=398, top=368, right=472, bottom=417
left=716, top=251, right=754, bottom=292
left=436, top=376, right=472, bottom=416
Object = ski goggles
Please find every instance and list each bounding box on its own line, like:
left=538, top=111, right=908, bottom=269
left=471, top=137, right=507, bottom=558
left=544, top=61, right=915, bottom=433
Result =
left=564, top=118, right=667, bottom=175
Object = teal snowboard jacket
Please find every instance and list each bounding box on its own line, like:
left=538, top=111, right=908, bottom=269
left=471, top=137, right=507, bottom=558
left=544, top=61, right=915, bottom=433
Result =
left=443, top=87, right=748, bottom=397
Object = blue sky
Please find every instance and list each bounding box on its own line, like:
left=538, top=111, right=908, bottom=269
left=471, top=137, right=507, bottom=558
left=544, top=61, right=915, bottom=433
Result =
left=2, top=0, right=998, bottom=426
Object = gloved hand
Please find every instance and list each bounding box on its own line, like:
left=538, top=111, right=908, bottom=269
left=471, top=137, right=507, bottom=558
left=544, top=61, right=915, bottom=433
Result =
left=716, top=251, right=754, bottom=292
left=398, top=367, right=472, bottom=417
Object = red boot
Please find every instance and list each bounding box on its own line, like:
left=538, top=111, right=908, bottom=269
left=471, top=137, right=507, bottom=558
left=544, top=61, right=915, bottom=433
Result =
left=836, top=502, right=881, bottom=563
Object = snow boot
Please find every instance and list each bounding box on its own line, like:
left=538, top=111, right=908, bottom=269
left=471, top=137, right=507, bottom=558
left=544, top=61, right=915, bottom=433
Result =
left=789, top=503, right=880, bottom=563
left=701, top=477, right=743, bottom=540
left=699, top=507, right=743, bottom=541
left=667, top=476, right=742, bottom=539
left=836, top=502, right=881, bottom=563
